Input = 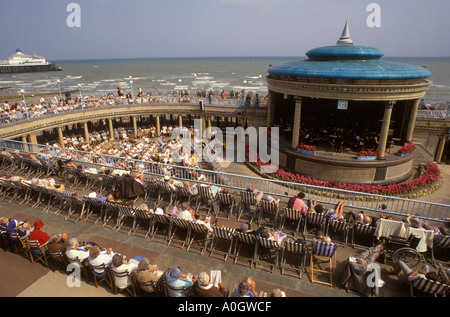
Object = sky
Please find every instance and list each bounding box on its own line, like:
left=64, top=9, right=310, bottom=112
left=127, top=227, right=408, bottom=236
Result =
left=1, top=0, right=449, bottom=60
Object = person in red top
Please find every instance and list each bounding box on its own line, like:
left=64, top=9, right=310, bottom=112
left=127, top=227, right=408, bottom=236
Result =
left=29, top=220, right=50, bottom=249
left=287, top=192, right=308, bottom=216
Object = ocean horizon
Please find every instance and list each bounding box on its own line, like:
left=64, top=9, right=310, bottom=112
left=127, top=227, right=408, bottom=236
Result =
left=1, top=56, right=449, bottom=104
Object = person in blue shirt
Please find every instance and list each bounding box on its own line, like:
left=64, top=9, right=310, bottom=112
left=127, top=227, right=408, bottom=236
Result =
left=165, top=266, right=194, bottom=297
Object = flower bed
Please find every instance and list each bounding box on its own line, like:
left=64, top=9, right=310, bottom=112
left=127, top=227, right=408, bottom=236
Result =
left=296, top=144, right=316, bottom=155
left=356, top=150, right=379, bottom=160
left=245, top=145, right=442, bottom=198
left=397, top=142, right=416, bottom=156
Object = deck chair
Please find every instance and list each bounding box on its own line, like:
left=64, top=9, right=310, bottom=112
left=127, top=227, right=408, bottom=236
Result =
left=66, top=195, right=88, bottom=223
left=255, top=236, right=280, bottom=273
left=66, top=256, right=90, bottom=283
left=89, top=263, right=114, bottom=291
left=131, top=207, right=153, bottom=238
left=326, top=219, right=351, bottom=246
left=233, top=231, right=257, bottom=268
left=156, top=180, right=176, bottom=205
left=175, top=184, right=198, bottom=206
left=48, top=249, right=69, bottom=272
left=310, top=241, right=338, bottom=287
left=195, top=185, right=215, bottom=216
left=279, top=207, right=303, bottom=235
left=351, top=223, right=376, bottom=249
left=187, top=222, right=211, bottom=255
left=99, top=201, right=121, bottom=227
left=237, top=191, right=258, bottom=223
left=84, top=197, right=106, bottom=223
left=430, top=234, right=450, bottom=268
left=110, top=268, right=137, bottom=297
left=409, top=277, right=448, bottom=297
left=303, top=212, right=326, bottom=240
left=257, top=200, right=280, bottom=228
left=214, top=192, right=236, bottom=220
left=210, top=227, right=235, bottom=262
left=168, top=217, right=192, bottom=249
left=144, top=179, right=161, bottom=203
left=161, top=269, right=193, bottom=297
left=114, top=205, right=137, bottom=234
left=280, top=238, right=308, bottom=278
left=27, top=240, right=50, bottom=268
left=150, top=214, right=172, bottom=244
left=8, top=232, right=31, bottom=260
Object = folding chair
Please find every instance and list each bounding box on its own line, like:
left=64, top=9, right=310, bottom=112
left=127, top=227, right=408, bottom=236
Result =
left=48, top=249, right=69, bottom=272
left=280, top=238, right=308, bottom=279
left=27, top=240, right=50, bottom=268
left=409, top=277, right=448, bottom=297
left=150, top=214, right=172, bottom=244
left=89, top=263, right=114, bottom=291
left=161, top=269, right=192, bottom=297
left=114, top=205, right=137, bottom=235
left=66, top=195, right=88, bottom=223
left=257, top=200, right=280, bottom=228
left=303, top=212, right=326, bottom=240
left=145, top=179, right=161, bottom=203
left=175, top=184, right=197, bottom=206
left=195, top=185, right=215, bottom=216
left=210, top=226, right=235, bottom=262
left=100, top=201, right=121, bottom=227
left=132, top=207, right=153, bottom=238
left=351, top=223, right=376, bottom=249
left=430, top=234, right=450, bottom=268
left=8, top=232, right=31, bottom=260
left=326, top=219, right=351, bottom=246
left=168, top=217, right=192, bottom=250
left=186, top=222, right=211, bottom=255
left=237, top=191, right=258, bottom=223
left=255, top=236, right=280, bottom=273
left=310, top=241, right=338, bottom=287
left=111, top=268, right=137, bottom=297
left=233, top=231, right=257, bottom=267
left=84, top=197, right=106, bottom=223
left=66, top=256, right=90, bottom=283
left=156, top=180, right=176, bottom=205
left=279, top=207, right=303, bottom=236
left=215, top=191, right=236, bottom=220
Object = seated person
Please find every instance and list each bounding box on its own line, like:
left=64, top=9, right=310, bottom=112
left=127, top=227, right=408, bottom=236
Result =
left=66, top=237, right=93, bottom=265
left=231, top=277, right=259, bottom=297
left=192, top=271, right=225, bottom=297
left=245, top=188, right=263, bottom=205
left=29, top=220, right=50, bottom=252
left=193, top=213, right=213, bottom=233
left=111, top=253, right=142, bottom=290
left=133, top=257, right=164, bottom=293
left=88, top=245, right=116, bottom=275
left=165, top=266, right=194, bottom=297
left=328, top=202, right=345, bottom=222
left=47, top=232, right=68, bottom=262
left=177, top=202, right=194, bottom=221
left=390, top=260, right=438, bottom=282
left=287, top=191, right=308, bottom=215
left=309, top=200, right=324, bottom=213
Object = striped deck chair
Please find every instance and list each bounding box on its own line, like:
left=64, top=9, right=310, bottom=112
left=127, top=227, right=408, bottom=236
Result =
left=85, top=197, right=106, bottom=223
left=210, top=227, right=235, bottom=262
left=187, top=222, right=211, bottom=255
left=310, top=241, right=338, bottom=287
left=280, top=238, right=308, bottom=278
left=431, top=234, right=450, bottom=267
left=149, top=213, right=172, bottom=244
left=100, top=201, right=121, bottom=227
left=132, top=207, right=153, bottom=238
left=89, top=263, right=114, bottom=291
left=351, top=223, right=376, bottom=249
left=233, top=231, right=258, bottom=268
left=27, top=240, right=50, bottom=268
left=175, top=184, right=198, bottom=206
left=237, top=191, right=257, bottom=223
left=257, top=200, right=279, bottom=228
left=215, top=192, right=236, bottom=220
left=410, top=277, right=448, bottom=297
left=255, top=236, right=280, bottom=273
left=156, top=180, right=176, bottom=205
left=168, top=217, right=192, bottom=250
left=280, top=207, right=303, bottom=235
left=326, top=219, right=351, bottom=246
left=303, top=212, right=326, bottom=240
left=114, top=205, right=137, bottom=234
left=195, top=185, right=215, bottom=216
left=144, top=179, right=161, bottom=202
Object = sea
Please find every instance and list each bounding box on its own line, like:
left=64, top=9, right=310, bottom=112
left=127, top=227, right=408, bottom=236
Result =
left=0, top=56, right=449, bottom=105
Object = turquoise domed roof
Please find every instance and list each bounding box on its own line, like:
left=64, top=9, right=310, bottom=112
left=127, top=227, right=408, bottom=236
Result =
left=268, top=23, right=431, bottom=81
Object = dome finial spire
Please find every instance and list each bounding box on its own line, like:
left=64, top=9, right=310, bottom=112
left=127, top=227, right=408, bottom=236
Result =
left=336, top=21, right=353, bottom=46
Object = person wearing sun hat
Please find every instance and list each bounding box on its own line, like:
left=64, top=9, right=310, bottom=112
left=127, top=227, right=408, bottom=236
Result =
left=165, top=266, right=194, bottom=297
left=29, top=220, right=50, bottom=251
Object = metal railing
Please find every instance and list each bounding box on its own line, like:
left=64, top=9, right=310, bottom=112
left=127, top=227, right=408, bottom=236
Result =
left=0, top=95, right=267, bottom=126
left=0, top=138, right=449, bottom=223
left=417, top=110, right=449, bottom=120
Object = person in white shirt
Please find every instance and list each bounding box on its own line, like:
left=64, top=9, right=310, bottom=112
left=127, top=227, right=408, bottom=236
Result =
left=66, top=238, right=92, bottom=266
left=111, top=253, right=142, bottom=289
left=88, top=245, right=115, bottom=275
left=177, top=202, right=194, bottom=221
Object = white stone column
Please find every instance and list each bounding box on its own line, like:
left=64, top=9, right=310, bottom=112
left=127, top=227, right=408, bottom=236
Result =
left=405, top=98, right=420, bottom=144
left=435, top=134, right=448, bottom=163
left=291, top=97, right=303, bottom=149
left=377, top=101, right=396, bottom=160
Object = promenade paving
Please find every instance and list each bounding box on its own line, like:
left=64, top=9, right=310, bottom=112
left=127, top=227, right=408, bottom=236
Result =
left=1, top=162, right=449, bottom=301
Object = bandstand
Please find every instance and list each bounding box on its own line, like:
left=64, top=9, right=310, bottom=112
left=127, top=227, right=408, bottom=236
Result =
left=265, top=23, right=432, bottom=185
